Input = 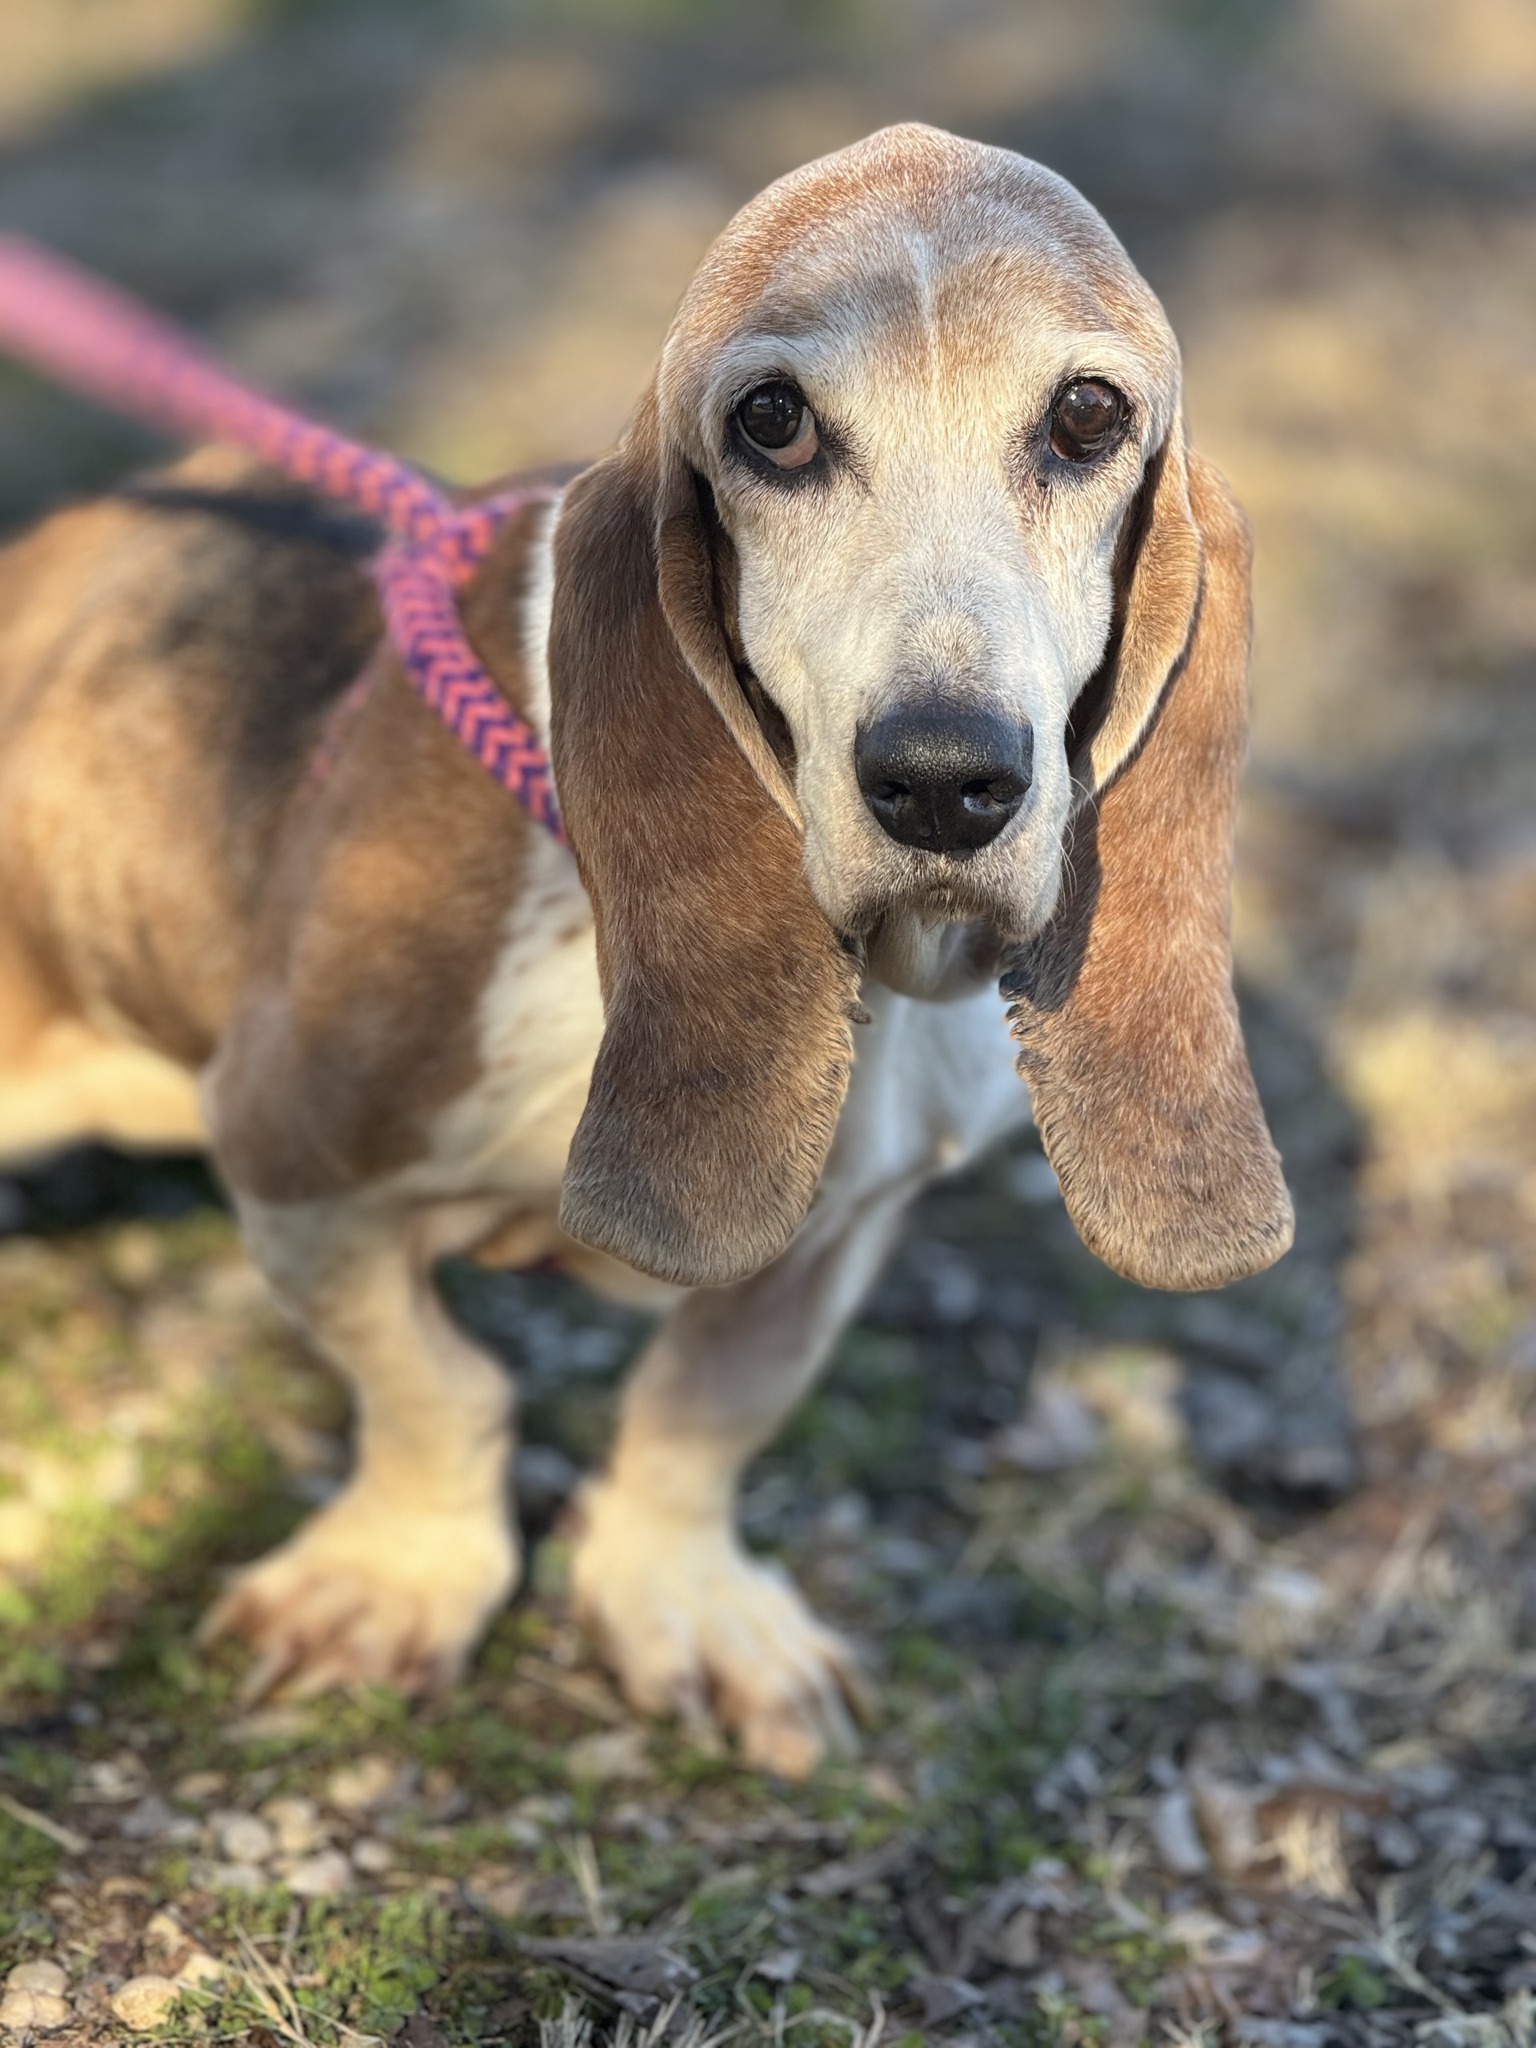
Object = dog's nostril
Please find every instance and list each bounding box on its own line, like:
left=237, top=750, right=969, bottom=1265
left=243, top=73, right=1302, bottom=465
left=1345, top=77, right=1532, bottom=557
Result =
left=962, top=775, right=1026, bottom=812
left=855, top=705, right=1033, bottom=855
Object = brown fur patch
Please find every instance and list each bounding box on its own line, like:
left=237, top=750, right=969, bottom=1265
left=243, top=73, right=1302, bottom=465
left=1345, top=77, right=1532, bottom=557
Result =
left=1003, top=451, right=1294, bottom=1291
left=0, top=449, right=381, bottom=1063
left=549, top=429, right=860, bottom=1289
left=209, top=484, right=561, bottom=1201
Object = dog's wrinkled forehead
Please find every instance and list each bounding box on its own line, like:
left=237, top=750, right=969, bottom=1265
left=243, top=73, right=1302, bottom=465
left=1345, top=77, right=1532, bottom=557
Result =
left=656, top=123, right=1181, bottom=449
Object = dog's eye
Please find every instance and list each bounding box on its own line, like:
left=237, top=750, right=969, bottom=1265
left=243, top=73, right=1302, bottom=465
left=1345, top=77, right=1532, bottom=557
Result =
left=1048, top=379, right=1126, bottom=462
left=735, top=381, right=819, bottom=468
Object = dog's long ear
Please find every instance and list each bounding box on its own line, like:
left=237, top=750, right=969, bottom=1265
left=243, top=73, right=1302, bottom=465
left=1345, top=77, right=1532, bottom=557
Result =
left=549, top=398, right=859, bottom=1289
left=1004, top=437, right=1294, bottom=1291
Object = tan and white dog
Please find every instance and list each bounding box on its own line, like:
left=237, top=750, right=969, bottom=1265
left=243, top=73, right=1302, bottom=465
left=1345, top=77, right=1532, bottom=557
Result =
left=0, top=125, right=1291, bottom=1775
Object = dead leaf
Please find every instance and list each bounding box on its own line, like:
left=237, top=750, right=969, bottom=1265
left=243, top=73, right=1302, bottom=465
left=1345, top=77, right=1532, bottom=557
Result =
left=517, top=1937, right=697, bottom=2018
left=796, top=1833, right=915, bottom=1897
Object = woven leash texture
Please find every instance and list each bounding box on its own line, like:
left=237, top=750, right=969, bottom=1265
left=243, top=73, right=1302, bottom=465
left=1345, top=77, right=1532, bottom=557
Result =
left=0, top=233, right=564, bottom=841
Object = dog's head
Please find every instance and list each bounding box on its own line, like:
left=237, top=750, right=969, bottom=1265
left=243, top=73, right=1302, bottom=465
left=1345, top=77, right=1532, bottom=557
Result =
left=549, top=123, right=1292, bottom=1292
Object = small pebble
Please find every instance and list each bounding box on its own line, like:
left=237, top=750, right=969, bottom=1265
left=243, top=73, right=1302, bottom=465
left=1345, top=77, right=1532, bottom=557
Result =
left=608, top=1801, right=674, bottom=1844
left=143, top=1911, right=185, bottom=1950
left=174, top=1952, right=225, bottom=1990
left=861, top=1763, right=909, bottom=1807
left=172, top=1770, right=226, bottom=1805
left=213, top=1811, right=275, bottom=1864
left=80, top=1757, right=145, bottom=1801
left=263, top=1795, right=325, bottom=1855
left=104, top=1224, right=165, bottom=1290
left=325, top=1756, right=404, bottom=1814
left=197, top=1259, right=269, bottom=1316
left=283, top=1850, right=352, bottom=1898
left=351, top=1836, right=393, bottom=1875
left=818, top=1492, right=871, bottom=1542
left=512, top=1791, right=574, bottom=1825
left=121, top=1793, right=199, bottom=1844
left=6, top=1964, right=66, bottom=1997
left=753, top=1948, right=802, bottom=1985
left=111, top=1975, right=181, bottom=2031
left=1150, top=1788, right=1210, bottom=1876
left=564, top=1727, right=651, bottom=1783
left=472, top=1873, right=532, bottom=1919
left=199, top=1861, right=266, bottom=1893
left=991, top=1379, right=1102, bottom=1474
left=0, top=1987, right=71, bottom=2033
left=221, top=1704, right=311, bottom=1743
left=420, top=1766, right=465, bottom=1820
left=1373, top=1816, right=1422, bottom=1869
left=870, top=1533, right=937, bottom=1577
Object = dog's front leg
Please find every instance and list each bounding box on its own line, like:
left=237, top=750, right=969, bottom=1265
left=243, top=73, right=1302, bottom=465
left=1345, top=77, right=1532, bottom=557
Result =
left=571, top=1178, right=919, bottom=1779
left=201, top=1196, right=519, bottom=1699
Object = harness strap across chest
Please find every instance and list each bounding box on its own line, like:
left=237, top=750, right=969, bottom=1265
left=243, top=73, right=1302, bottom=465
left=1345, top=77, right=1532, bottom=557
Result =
left=0, top=234, right=566, bottom=842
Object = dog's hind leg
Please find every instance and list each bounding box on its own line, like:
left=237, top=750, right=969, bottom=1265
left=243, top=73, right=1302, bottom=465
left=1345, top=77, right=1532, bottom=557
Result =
left=0, top=932, right=205, bottom=1166
left=201, top=1194, right=519, bottom=1699
left=0, top=1019, right=205, bottom=1164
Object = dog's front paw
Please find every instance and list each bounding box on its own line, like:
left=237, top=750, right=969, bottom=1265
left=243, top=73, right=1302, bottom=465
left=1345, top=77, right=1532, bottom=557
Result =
left=571, top=1479, right=870, bottom=1778
left=200, top=1490, right=518, bottom=1702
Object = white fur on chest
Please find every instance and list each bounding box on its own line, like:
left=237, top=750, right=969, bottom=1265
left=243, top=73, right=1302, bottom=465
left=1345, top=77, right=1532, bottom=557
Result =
left=435, top=829, right=604, bottom=1193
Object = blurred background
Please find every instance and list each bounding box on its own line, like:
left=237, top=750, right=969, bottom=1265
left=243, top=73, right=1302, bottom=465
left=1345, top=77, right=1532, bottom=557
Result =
left=1, top=1, right=1535, bottom=2041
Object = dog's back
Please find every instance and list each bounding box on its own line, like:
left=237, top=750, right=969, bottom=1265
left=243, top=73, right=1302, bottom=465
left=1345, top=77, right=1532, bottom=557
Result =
left=0, top=446, right=382, bottom=1073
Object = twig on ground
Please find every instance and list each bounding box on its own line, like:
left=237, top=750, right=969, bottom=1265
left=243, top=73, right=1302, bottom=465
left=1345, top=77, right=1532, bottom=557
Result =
left=0, top=1789, right=87, bottom=1854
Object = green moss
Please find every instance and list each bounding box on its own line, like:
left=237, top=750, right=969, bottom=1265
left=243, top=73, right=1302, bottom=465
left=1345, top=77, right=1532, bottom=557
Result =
left=1093, top=1927, right=1181, bottom=2010
left=1319, top=1955, right=1391, bottom=2011
left=190, top=1895, right=446, bottom=2036
left=0, top=1812, right=60, bottom=1948
left=0, top=1235, right=308, bottom=1715
left=1018, top=1993, right=1116, bottom=2046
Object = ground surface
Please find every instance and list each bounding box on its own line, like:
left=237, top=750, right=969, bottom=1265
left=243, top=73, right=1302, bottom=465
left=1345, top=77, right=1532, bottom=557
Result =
left=2, top=2, right=1536, bottom=2044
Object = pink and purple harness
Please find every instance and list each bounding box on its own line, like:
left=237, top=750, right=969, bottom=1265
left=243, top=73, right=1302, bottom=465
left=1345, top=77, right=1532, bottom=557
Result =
left=0, top=234, right=565, bottom=841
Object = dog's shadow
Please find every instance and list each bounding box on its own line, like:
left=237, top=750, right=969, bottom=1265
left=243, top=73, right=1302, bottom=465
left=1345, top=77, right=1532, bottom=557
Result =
left=861, top=979, right=1363, bottom=1508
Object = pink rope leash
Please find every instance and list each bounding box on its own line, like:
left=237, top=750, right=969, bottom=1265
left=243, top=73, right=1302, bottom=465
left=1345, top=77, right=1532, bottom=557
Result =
left=0, top=234, right=565, bottom=841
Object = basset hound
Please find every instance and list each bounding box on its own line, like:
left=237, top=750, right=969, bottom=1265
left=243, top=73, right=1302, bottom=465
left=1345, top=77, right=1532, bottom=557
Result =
left=0, top=124, right=1291, bottom=1775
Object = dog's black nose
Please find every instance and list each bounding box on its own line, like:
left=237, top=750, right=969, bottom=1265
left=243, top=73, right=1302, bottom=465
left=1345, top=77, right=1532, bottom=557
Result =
left=855, top=704, right=1032, bottom=854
